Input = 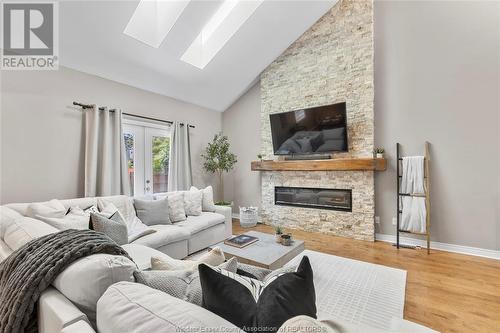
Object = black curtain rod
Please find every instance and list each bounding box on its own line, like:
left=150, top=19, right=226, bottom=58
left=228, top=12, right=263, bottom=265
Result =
left=72, top=101, right=195, bottom=128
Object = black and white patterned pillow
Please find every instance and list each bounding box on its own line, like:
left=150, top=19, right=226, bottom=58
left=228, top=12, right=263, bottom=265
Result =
left=199, top=256, right=316, bottom=333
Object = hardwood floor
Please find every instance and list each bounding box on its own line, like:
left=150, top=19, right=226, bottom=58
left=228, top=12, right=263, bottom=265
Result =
left=232, top=221, right=500, bottom=333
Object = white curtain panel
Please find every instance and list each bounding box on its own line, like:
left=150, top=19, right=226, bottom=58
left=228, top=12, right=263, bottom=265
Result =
left=167, top=121, right=192, bottom=191
left=84, top=106, right=130, bottom=197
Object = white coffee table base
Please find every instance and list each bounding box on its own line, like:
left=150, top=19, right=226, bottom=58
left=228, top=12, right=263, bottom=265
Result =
left=211, top=231, right=305, bottom=270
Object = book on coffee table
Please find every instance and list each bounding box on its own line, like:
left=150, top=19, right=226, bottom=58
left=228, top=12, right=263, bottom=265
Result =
left=224, top=234, right=259, bottom=248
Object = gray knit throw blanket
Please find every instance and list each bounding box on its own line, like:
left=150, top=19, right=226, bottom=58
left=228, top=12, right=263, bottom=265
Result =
left=0, top=229, right=132, bottom=333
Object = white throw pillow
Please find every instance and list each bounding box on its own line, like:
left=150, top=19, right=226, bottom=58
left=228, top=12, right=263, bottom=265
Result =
left=0, top=206, right=22, bottom=240
left=168, top=193, right=187, bottom=222
left=151, top=247, right=225, bottom=271
left=53, top=253, right=136, bottom=325
left=36, top=207, right=90, bottom=230
left=26, top=199, right=66, bottom=219
left=97, top=198, right=155, bottom=242
left=190, top=186, right=216, bottom=212
left=3, top=216, right=58, bottom=251
left=184, top=189, right=203, bottom=216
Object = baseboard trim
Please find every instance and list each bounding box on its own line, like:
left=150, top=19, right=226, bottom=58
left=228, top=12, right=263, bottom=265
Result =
left=376, top=233, right=500, bottom=260
left=231, top=216, right=499, bottom=260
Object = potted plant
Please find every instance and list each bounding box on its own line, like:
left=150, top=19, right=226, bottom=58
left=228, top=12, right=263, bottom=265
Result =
left=202, top=133, right=237, bottom=206
left=280, top=234, right=292, bottom=246
left=274, top=225, right=283, bottom=243
left=257, top=154, right=263, bottom=162
left=374, top=148, right=385, bottom=159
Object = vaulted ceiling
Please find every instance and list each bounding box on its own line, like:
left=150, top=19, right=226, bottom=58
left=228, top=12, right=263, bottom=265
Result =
left=60, top=1, right=337, bottom=111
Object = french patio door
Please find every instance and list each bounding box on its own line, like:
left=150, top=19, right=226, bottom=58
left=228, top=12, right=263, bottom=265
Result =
left=123, top=120, right=171, bottom=196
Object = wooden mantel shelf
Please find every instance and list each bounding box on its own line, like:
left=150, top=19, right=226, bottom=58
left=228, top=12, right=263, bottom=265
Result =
left=251, top=158, right=386, bottom=172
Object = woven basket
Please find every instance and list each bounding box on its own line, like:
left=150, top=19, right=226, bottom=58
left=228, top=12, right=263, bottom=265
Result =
left=239, top=207, right=258, bottom=228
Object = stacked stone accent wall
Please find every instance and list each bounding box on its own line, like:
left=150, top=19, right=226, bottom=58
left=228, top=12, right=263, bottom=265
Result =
left=260, top=0, right=375, bottom=241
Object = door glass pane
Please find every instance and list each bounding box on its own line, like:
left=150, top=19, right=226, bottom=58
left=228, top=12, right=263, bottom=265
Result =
left=151, top=135, right=170, bottom=193
left=124, top=133, right=135, bottom=196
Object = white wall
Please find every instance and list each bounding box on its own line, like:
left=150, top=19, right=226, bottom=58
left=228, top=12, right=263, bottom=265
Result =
left=0, top=66, right=222, bottom=204
left=222, top=83, right=261, bottom=209
left=222, top=0, right=500, bottom=250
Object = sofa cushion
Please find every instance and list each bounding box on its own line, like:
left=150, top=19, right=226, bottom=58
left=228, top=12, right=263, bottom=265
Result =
left=134, top=197, right=171, bottom=226
left=97, top=198, right=155, bottom=242
left=52, top=253, right=136, bottom=325
left=38, top=287, right=91, bottom=333
left=96, top=196, right=135, bottom=222
left=0, top=240, right=13, bottom=262
left=280, top=316, right=338, bottom=333
left=90, top=212, right=128, bottom=245
left=121, top=244, right=174, bottom=271
left=60, top=197, right=98, bottom=211
left=151, top=247, right=225, bottom=271
left=1, top=206, right=23, bottom=239
left=184, top=190, right=202, bottom=216
left=3, top=215, right=58, bottom=251
left=168, top=193, right=187, bottom=222
left=26, top=199, right=67, bottom=219
left=96, top=282, right=244, bottom=333
left=236, top=263, right=273, bottom=281
left=190, top=186, right=216, bottom=212
left=175, top=212, right=225, bottom=235
left=198, top=256, right=316, bottom=333
left=131, top=224, right=190, bottom=249
left=36, top=207, right=91, bottom=231
left=60, top=320, right=96, bottom=333
left=134, top=257, right=238, bottom=306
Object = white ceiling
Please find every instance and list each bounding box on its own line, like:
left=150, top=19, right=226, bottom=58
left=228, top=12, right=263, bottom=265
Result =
left=60, top=1, right=337, bottom=111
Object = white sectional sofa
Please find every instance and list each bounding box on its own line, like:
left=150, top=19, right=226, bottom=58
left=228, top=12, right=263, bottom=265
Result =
left=1, top=194, right=232, bottom=261
left=0, top=195, right=437, bottom=333
left=0, top=193, right=232, bottom=333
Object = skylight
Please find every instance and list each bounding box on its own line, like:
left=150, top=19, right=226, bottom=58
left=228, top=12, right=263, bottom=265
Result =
left=181, top=0, right=263, bottom=69
left=124, top=0, right=190, bottom=48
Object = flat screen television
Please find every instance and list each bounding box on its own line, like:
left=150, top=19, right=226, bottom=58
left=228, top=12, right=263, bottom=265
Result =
left=270, top=102, right=348, bottom=155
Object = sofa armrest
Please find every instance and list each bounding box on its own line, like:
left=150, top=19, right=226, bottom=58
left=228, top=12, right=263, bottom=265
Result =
left=61, top=320, right=96, bottom=333
left=38, top=287, right=91, bottom=333
left=214, top=205, right=232, bottom=239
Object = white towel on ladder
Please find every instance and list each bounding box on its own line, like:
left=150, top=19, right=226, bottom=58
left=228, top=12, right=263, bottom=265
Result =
left=400, top=156, right=426, bottom=233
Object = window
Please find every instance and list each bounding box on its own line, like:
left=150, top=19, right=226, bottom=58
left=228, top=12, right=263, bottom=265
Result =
left=123, top=119, right=171, bottom=196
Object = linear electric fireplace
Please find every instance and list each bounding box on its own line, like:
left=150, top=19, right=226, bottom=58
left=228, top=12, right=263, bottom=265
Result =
left=275, top=186, right=352, bottom=212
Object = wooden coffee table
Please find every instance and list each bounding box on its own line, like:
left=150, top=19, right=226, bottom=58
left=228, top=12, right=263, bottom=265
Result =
left=211, top=231, right=305, bottom=270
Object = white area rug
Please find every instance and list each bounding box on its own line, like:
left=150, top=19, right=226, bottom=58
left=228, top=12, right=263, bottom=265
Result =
left=191, top=248, right=407, bottom=330
left=285, top=250, right=407, bottom=330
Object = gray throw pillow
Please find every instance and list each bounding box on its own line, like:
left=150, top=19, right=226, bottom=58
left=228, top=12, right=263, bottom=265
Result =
left=134, top=257, right=238, bottom=306
left=237, top=263, right=272, bottom=281
left=134, top=197, right=170, bottom=226
left=90, top=212, right=128, bottom=245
